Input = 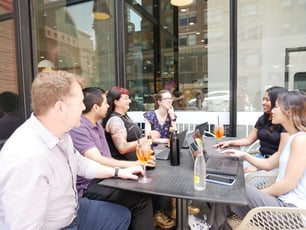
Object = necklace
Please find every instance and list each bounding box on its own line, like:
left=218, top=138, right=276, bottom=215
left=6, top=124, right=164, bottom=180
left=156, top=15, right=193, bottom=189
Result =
left=156, top=109, right=168, bottom=125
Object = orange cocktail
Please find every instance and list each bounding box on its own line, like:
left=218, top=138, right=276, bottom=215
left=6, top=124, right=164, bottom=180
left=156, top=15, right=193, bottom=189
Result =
left=136, top=147, right=152, bottom=163
left=136, top=143, right=153, bottom=183
left=214, top=126, right=224, bottom=139
left=213, top=125, right=224, bottom=150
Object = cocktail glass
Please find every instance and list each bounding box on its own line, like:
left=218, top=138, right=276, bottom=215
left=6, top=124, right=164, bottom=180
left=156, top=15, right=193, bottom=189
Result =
left=136, top=142, right=153, bottom=183
left=213, top=125, right=224, bottom=151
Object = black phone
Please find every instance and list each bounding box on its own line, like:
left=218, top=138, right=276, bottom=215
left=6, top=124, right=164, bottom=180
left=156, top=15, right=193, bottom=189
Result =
left=206, top=174, right=235, bottom=186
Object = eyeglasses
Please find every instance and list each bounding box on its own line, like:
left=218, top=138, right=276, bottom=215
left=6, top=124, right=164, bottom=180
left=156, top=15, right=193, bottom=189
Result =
left=162, top=97, right=173, bottom=101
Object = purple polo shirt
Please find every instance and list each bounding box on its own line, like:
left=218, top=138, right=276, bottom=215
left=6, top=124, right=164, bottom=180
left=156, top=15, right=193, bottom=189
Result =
left=70, top=115, right=111, bottom=197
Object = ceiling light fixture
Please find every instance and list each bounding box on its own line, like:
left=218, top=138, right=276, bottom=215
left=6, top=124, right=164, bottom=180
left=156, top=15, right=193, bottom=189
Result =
left=37, top=59, right=54, bottom=71
left=171, top=0, right=193, bottom=7
left=93, top=0, right=111, bottom=20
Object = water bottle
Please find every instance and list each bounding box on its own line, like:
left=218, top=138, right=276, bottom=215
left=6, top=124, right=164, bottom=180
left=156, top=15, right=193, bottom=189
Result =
left=194, top=147, right=206, bottom=191
left=170, top=130, right=180, bottom=166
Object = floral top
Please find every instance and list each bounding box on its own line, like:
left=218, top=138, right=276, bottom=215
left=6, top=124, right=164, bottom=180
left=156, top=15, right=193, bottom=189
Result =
left=143, top=110, right=175, bottom=138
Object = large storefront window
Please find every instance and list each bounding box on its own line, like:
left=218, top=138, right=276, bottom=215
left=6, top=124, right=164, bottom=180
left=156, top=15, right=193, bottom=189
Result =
left=29, top=0, right=306, bottom=138
left=33, top=0, right=116, bottom=89
left=124, top=1, right=231, bottom=112
left=125, top=2, right=156, bottom=111
left=33, top=0, right=232, bottom=113
left=181, top=0, right=231, bottom=112
left=237, top=0, right=306, bottom=111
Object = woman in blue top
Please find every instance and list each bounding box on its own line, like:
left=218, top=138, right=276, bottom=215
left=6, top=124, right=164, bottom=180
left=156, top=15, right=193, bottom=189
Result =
left=144, top=90, right=201, bottom=227
left=144, top=90, right=177, bottom=144
left=143, top=90, right=177, bottom=228
left=215, top=86, right=289, bottom=172
left=208, top=90, right=306, bottom=230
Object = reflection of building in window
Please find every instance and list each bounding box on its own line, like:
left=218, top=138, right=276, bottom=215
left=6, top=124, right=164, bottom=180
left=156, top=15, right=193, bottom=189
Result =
left=179, top=13, right=197, bottom=26
left=37, top=6, right=96, bottom=86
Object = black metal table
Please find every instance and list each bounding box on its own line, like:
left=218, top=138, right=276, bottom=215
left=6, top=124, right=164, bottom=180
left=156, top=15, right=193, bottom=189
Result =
left=99, top=137, right=247, bottom=229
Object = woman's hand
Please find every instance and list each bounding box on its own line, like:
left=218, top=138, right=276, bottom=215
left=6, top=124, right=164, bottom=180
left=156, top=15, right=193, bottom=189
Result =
left=213, top=141, right=231, bottom=149
left=148, top=130, right=161, bottom=139
left=168, top=106, right=175, bottom=120
left=221, top=148, right=246, bottom=159
left=146, top=155, right=156, bottom=168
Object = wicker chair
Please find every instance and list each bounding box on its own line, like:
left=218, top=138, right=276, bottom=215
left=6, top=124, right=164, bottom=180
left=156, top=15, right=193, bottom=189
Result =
left=227, top=170, right=306, bottom=229
left=245, top=140, right=260, bottom=155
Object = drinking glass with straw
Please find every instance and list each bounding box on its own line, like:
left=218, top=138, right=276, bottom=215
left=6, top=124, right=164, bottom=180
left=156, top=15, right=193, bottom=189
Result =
left=213, top=116, right=224, bottom=151
left=136, top=140, right=153, bottom=183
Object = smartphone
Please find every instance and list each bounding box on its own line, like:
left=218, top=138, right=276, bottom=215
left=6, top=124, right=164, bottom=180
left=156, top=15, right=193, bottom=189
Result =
left=206, top=174, right=235, bottom=186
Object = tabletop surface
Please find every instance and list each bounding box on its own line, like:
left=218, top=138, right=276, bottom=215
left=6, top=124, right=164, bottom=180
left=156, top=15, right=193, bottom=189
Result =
left=100, top=137, right=247, bottom=205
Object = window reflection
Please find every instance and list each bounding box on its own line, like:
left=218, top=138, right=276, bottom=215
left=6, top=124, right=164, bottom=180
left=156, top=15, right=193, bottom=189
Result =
left=30, top=0, right=306, bottom=115
left=0, top=0, right=13, bottom=15
left=34, top=0, right=115, bottom=89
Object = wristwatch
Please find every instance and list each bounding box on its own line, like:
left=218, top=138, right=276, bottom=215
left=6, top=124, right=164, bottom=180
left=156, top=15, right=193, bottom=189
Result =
left=114, top=167, right=120, bottom=178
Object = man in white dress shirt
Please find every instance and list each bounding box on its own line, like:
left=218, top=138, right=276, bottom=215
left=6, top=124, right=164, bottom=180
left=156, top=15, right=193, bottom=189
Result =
left=0, top=70, right=143, bottom=230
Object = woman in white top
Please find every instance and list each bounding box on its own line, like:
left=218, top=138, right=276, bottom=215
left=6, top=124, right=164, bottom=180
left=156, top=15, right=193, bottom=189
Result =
left=208, top=90, right=306, bottom=230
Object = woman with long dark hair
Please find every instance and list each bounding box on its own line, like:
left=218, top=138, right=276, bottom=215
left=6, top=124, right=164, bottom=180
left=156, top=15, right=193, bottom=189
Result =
left=215, top=86, right=289, bottom=172
left=208, top=90, right=306, bottom=229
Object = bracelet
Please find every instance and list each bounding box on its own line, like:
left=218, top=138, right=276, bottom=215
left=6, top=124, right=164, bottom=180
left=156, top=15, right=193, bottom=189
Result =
left=114, top=167, right=119, bottom=178
left=171, top=118, right=176, bottom=121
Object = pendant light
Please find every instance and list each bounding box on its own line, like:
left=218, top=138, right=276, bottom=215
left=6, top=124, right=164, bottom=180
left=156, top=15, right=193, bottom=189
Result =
left=93, top=0, right=111, bottom=20
left=171, top=0, right=193, bottom=7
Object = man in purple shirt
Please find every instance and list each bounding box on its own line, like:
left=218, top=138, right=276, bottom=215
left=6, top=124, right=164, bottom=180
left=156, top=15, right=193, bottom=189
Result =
left=70, top=87, right=155, bottom=230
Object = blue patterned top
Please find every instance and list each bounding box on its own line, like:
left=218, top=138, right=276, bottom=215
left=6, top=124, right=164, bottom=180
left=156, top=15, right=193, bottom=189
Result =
left=143, top=110, right=176, bottom=138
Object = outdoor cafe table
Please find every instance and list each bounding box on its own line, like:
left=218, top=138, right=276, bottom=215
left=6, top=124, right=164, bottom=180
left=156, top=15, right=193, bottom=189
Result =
left=99, top=137, right=247, bottom=229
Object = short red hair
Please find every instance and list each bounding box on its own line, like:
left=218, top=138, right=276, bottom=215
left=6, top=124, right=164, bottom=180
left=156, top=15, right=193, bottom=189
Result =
left=111, top=86, right=130, bottom=96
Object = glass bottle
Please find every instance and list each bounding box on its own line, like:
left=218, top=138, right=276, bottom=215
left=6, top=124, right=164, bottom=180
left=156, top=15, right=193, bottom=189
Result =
left=194, top=146, right=206, bottom=191
left=170, top=130, right=180, bottom=166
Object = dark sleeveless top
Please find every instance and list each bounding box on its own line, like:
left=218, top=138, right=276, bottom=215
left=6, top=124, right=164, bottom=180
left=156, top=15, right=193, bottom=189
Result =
left=254, top=115, right=286, bottom=157
left=104, top=112, right=142, bottom=161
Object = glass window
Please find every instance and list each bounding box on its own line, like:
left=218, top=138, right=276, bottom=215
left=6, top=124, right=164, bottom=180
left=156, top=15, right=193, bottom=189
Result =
left=180, top=36, right=187, bottom=46
left=179, top=15, right=188, bottom=26
left=0, top=18, right=22, bottom=141
left=33, top=0, right=116, bottom=89
left=125, top=2, right=156, bottom=111
left=0, top=1, right=13, bottom=14
left=187, top=34, right=197, bottom=46
left=27, top=0, right=306, bottom=138
left=124, top=0, right=230, bottom=114
left=237, top=1, right=306, bottom=113
left=188, top=13, right=196, bottom=25
left=180, top=1, right=230, bottom=112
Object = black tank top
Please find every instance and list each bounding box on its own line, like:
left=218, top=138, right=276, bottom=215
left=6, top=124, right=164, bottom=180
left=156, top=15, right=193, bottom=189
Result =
left=105, top=112, right=142, bottom=161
